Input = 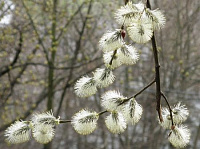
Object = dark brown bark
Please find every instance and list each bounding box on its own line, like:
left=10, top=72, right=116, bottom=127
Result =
left=146, top=0, right=163, bottom=122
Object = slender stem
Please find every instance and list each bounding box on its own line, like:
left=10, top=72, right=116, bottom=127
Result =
left=109, top=50, right=117, bottom=66
left=146, top=0, right=163, bottom=122
left=59, top=120, right=72, bottom=123
left=119, top=79, right=155, bottom=105
left=161, top=92, right=174, bottom=127
left=133, top=79, right=155, bottom=98
left=98, top=110, right=108, bottom=115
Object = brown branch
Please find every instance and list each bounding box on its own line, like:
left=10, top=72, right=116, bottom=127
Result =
left=56, top=79, right=155, bottom=121
left=28, top=78, right=154, bottom=126
left=119, top=79, right=155, bottom=105
left=146, top=0, right=163, bottom=122
left=98, top=110, right=107, bottom=115
left=161, top=92, right=174, bottom=127
left=59, top=120, right=72, bottom=123
left=133, top=79, right=156, bottom=98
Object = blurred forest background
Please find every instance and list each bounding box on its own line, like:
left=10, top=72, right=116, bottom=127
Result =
left=0, top=0, right=200, bottom=149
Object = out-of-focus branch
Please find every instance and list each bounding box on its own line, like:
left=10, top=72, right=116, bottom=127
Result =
left=10, top=57, right=101, bottom=70
left=0, top=31, right=23, bottom=77
left=21, top=0, right=49, bottom=63
left=56, top=0, right=94, bottom=117
left=1, top=47, right=38, bottom=105
left=193, top=122, right=200, bottom=149
left=47, top=0, right=58, bottom=112
left=56, top=2, right=85, bottom=41
left=0, top=89, right=47, bottom=132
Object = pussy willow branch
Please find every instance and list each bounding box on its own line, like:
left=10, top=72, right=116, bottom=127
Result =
left=161, top=92, right=174, bottom=127
left=58, top=0, right=165, bottom=124
left=146, top=0, right=163, bottom=122
left=59, top=78, right=155, bottom=123
left=58, top=110, right=108, bottom=123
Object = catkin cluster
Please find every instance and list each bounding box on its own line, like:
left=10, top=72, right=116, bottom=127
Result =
left=5, top=1, right=190, bottom=148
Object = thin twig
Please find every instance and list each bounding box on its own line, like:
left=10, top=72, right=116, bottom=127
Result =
left=0, top=31, right=23, bottom=77
left=59, top=120, right=72, bottom=123
left=109, top=50, right=117, bottom=65
left=133, top=79, right=156, bottom=98
left=22, top=0, right=49, bottom=63
left=161, top=92, right=174, bottom=127
left=98, top=110, right=107, bottom=115
left=119, top=79, right=156, bottom=105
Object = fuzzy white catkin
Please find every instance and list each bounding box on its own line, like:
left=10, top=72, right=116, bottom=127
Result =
left=101, top=90, right=126, bottom=111
left=145, top=8, right=166, bottom=30
left=127, top=19, right=153, bottom=43
left=172, top=102, right=189, bottom=124
left=168, top=125, right=191, bottom=148
left=160, top=103, right=189, bottom=129
left=74, top=76, right=97, bottom=98
left=32, top=123, right=55, bottom=144
left=133, top=2, right=145, bottom=11
left=160, top=108, right=172, bottom=129
left=122, top=98, right=143, bottom=125
left=105, top=112, right=127, bottom=134
left=5, top=121, right=31, bottom=144
left=31, top=110, right=57, bottom=125
left=103, top=50, right=122, bottom=69
left=114, top=1, right=141, bottom=26
left=93, top=68, right=115, bottom=88
left=99, top=29, right=124, bottom=52
left=118, top=44, right=139, bottom=65
left=71, top=109, right=99, bottom=135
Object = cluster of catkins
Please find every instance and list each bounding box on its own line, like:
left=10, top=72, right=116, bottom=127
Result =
left=5, top=111, right=59, bottom=144
left=4, top=1, right=190, bottom=148
left=161, top=103, right=190, bottom=148
left=74, top=1, right=166, bottom=98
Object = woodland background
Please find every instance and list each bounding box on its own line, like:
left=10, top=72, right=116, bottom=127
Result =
left=0, top=0, right=199, bottom=149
